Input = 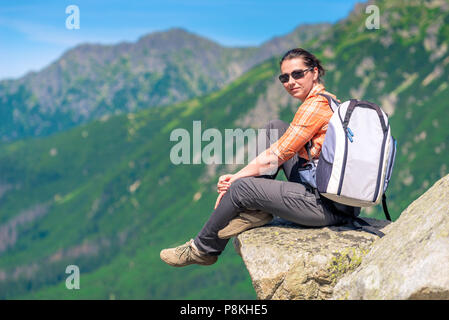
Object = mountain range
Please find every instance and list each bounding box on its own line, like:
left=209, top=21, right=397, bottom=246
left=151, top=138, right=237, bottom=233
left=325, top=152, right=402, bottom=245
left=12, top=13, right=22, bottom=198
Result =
left=0, top=24, right=329, bottom=141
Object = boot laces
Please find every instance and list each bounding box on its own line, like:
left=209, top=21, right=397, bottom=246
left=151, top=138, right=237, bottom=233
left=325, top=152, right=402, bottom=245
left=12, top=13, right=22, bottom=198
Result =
left=175, top=240, right=194, bottom=260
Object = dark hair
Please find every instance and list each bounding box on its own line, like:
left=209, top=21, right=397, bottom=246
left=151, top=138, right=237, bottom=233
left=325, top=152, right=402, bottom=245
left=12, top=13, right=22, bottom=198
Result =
left=279, top=48, right=325, bottom=83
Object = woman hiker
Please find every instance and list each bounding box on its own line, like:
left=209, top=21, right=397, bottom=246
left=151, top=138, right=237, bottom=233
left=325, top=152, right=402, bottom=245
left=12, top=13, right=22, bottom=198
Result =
left=160, top=48, right=360, bottom=267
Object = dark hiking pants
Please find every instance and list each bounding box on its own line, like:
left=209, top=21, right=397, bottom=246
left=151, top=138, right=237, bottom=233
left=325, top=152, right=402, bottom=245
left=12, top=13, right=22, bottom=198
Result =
left=194, top=119, right=354, bottom=255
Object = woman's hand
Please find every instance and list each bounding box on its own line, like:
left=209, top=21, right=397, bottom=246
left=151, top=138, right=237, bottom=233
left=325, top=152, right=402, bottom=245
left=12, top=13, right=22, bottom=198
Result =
left=217, top=174, right=233, bottom=193
left=214, top=191, right=226, bottom=209
left=215, top=174, right=237, bottom=209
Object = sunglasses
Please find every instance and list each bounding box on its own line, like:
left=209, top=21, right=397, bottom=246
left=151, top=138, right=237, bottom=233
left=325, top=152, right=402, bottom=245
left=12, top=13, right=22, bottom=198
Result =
left=278, top=67, right=313, bottom=83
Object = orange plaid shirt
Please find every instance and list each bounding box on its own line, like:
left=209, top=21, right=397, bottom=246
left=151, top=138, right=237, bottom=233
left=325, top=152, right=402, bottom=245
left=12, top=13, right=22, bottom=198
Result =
left=270, top=83, right=337, bottom=162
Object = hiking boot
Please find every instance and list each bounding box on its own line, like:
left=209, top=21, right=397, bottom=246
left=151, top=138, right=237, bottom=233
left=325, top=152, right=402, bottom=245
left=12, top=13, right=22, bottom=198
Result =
left=218, top=211, right=273, bottom=239
left=160, top=239, right=218, bottom=267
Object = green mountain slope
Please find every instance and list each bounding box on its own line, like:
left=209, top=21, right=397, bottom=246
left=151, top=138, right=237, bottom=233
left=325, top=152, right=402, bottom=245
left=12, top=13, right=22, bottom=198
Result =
left=1, top=0, right=448, bottom=299
left=0, top=58, right=282, bottom=299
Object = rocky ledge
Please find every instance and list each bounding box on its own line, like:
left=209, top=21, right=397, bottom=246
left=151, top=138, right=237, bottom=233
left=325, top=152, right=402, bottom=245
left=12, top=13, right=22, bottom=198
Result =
left=234, top=174, right=449, bottom=300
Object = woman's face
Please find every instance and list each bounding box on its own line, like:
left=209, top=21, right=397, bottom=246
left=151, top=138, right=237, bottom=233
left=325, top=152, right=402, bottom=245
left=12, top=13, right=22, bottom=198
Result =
left=280, top=58, right=318, bottom=102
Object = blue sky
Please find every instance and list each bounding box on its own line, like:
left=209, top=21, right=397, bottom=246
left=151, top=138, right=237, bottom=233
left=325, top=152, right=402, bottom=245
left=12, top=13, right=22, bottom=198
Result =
left=0, top=0, right=362, bottom=80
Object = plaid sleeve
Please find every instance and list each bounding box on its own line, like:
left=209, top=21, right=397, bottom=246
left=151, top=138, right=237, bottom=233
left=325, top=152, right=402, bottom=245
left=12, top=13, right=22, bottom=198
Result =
left=270, top=94, right=330, bottom=161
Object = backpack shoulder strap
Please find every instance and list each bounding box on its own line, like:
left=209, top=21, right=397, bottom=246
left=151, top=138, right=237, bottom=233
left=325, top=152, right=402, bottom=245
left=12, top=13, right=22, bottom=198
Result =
left=382, top=193, right=392, bottom=221
left=318, top=93, right=340, bottom=112
left=351, top=217, right=386, bottom=238
left=305, top=141, right=314, bottom=164
left=345, top=194, right=392, bottom=238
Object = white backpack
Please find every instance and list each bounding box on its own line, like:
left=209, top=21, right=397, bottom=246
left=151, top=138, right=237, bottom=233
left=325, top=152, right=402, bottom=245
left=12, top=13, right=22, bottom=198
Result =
left=301, top=94, right=397, bottom=224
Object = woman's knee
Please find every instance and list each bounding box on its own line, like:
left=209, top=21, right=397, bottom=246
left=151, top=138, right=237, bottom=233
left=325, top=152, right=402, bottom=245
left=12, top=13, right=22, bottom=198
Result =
left=229, top=177, right=250, bottom=197
left=228, top=177, right=254, bottom=209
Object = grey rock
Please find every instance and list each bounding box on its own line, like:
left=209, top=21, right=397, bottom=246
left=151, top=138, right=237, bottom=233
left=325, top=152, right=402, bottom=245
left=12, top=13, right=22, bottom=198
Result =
left=332, top=174, right=449, bottom=300
left=233, top=217, right=390, bottom=300
left=234, top=175, right=449, bottom=300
